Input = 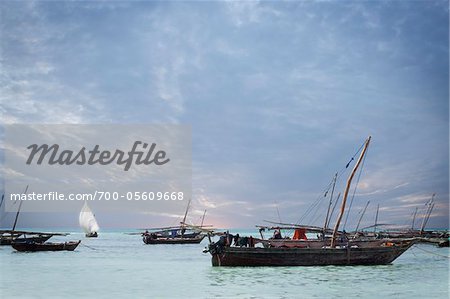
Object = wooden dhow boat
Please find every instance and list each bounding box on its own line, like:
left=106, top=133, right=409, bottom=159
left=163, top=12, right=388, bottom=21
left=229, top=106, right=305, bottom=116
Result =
left=252, top=226, right=398, bottom=249
left=209, top=239, right=416, bottom=266
left=206, top=136, right=418, bottom=266
left=11, top=240, right=81, bottom=252
left=140, top=200, right=208, bottom=245
left=1, top=187, right=68, bottom=245
left=0, top=230, right=54, bottom=245
left=143, top=233, right=206, bottom=244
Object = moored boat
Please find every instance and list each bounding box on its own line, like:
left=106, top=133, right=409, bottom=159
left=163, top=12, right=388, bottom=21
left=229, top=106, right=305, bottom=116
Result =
left=140, top=200, right=208, bottom=245
left=0, top=230, right=69, bottom=246
left=206, top=137, right=418, bottom=267
left=11, top=240, right=81, bottom=252
left=143, top=233, right=206, bottom=244
left=1, top=186, right=65, bottom=245
left=0, top=232, right=52, bottom=245
left=208, top=238, right=416, bottom=266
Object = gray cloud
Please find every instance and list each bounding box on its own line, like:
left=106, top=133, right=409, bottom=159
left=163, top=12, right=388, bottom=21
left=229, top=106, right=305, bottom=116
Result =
left=1, top=0, right=448, bottom=230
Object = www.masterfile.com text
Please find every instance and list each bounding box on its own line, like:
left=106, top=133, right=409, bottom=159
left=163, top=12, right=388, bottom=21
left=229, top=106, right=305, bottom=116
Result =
left=9, top=191, right=185, bottom=201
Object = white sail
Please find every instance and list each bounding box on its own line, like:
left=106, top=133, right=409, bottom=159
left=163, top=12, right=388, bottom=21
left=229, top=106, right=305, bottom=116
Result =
left=79, top=202, right=99, bottom=234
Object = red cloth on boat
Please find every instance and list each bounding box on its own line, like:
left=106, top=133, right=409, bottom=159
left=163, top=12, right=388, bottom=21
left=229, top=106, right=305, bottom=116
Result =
left=292, top=228, right=307, bottom=240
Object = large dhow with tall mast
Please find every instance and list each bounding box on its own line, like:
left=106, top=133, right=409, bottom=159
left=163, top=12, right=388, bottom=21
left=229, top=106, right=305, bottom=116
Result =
left=205, top=136, right=417, bottom=266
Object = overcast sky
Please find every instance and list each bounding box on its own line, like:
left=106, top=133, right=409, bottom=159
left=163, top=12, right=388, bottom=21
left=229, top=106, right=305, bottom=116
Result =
left=1, top=0, right=448, bottom=230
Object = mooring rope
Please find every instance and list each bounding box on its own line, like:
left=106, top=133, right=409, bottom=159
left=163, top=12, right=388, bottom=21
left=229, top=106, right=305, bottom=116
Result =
left=80, top=243, right=98, bottom=251
left=413, top=245, right=450, bottom=259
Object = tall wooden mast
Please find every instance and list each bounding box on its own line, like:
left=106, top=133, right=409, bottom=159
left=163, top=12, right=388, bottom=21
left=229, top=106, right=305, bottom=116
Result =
left=13, top=185, right=29, bottom=231
left=181, top=198, right=192, bottom=236
left=331, top=136, right=371, bottom=247
left=354, top=200, right=370, bottom=236
left=421, top=193, right=435, bottom=234
left=323, top=173, right=338, bottom=235
left=411, top=207, right=418, bottom=230
left=200, top=209, right=207, bottom=227
left=374, top=204, right=379, bottom=234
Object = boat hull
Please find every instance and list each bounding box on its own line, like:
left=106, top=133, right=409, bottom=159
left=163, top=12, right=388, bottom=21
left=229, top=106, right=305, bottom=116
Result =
left=143, top=234, right=205, bottom=244
left=11, top=240, right=81, bottom=252
left=211, top=240, right=416, bottom=267
left=260, top=238, right=397, bottom=249
left=85, top=232, right=98, bottom=238
left=0, top=235, right=52, bottom=246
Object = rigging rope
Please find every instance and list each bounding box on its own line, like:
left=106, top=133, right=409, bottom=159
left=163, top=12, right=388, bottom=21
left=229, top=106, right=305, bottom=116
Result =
left=413, top=245, right=450, bottom=259
left=295, top=138, right=367, bottom=229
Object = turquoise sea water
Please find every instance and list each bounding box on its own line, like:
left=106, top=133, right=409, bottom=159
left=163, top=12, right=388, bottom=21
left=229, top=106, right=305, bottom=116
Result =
left=1, top=229, right=448, bottom=299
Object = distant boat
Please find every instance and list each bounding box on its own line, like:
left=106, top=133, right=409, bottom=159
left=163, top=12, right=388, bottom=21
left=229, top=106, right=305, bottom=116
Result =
left=141, top=200, right=208, bottom=245
left=79, top=202, right=99, bottom=238
left=11, top=240, right=81, bottom=252
left=143, top=232, right=206, bottom=244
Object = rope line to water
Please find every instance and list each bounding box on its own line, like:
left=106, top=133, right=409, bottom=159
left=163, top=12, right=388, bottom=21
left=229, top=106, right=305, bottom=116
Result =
left=413, top=246, right=450, bottom=259
left=80, top=243, right=98, bottom=251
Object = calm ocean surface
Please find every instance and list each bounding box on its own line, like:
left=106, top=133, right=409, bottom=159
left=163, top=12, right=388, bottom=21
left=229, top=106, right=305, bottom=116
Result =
left=1, top=228, right=448, bottom=299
